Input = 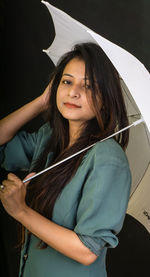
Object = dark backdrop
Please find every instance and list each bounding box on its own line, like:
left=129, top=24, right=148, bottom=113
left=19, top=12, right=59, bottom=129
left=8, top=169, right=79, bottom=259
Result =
left=0, top=1, right=150, bottom=276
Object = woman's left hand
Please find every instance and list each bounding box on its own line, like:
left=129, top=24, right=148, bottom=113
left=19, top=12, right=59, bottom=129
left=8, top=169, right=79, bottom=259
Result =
left=0, top=172, right=35, bottom=220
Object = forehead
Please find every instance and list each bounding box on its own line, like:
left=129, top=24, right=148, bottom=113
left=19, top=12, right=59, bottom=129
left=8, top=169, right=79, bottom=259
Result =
left=63, top=58, right=86, bottom=79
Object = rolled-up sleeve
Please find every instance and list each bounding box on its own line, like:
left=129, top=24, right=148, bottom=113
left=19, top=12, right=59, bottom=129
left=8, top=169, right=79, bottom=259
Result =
left=0, top=123, right=51, bottom=172
left=74, top=145, right=131, bottom=256
left=0, top=131, right=37, bottom=171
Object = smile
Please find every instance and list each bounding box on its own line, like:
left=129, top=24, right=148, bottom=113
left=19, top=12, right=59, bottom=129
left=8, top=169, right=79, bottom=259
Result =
left=64, top=103, right=81, bottom=109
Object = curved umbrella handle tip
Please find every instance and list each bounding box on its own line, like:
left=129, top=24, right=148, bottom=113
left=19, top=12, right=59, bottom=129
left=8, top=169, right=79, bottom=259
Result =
left=42, top=49, right=48, bottom=53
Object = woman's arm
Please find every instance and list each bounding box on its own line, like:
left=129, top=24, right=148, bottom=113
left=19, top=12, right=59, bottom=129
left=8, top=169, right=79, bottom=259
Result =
left=18, top=206, right=97, bottom=266
left=0, top=173, right=97, bottom=266
left=0, top=84, right=51, bottom=146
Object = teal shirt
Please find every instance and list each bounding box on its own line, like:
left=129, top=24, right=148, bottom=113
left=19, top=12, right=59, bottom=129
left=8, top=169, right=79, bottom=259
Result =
left=0, top=123, right=131, bottom=277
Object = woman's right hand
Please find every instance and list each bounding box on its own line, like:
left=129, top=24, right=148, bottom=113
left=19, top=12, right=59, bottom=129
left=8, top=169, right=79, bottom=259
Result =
left=0, top=81, right=53, bottom=145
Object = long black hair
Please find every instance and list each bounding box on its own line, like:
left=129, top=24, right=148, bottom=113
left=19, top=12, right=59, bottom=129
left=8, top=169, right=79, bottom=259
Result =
left=26, top=42, right=129, bottom=248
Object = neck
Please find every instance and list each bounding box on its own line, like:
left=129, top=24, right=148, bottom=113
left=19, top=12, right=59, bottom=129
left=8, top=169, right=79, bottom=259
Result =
left=68, top=121, right=83, bottom=147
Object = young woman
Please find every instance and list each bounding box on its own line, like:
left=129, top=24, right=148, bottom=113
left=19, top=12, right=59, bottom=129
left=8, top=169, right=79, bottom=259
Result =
left=0, top=43, right=131, bottom=277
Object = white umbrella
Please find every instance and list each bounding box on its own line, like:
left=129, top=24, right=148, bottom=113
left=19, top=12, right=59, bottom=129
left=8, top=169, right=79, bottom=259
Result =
left=27, top=1, right=150, bottom=232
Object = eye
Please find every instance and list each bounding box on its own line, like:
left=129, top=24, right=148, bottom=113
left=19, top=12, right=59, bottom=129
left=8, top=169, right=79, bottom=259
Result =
left=62, top=79, right=72, bottom=85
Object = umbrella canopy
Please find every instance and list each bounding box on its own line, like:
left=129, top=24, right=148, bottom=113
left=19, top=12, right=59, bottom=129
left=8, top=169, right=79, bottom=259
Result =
left=40, top=1, right=150, bottom=232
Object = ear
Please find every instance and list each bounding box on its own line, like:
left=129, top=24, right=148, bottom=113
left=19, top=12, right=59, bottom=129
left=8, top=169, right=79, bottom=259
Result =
left=23, top=172, right=36, bottom=187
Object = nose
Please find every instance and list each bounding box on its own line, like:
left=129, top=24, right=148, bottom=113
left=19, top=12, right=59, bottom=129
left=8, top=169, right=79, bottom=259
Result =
left=68, top=85, right=80, bottom=98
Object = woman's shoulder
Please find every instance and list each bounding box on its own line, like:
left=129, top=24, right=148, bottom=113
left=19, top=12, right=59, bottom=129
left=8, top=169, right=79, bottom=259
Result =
left=87, top=138, right=129, bottom=169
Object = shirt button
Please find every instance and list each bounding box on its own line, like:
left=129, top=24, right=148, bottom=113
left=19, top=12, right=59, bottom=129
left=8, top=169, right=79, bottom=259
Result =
left=23, top=254, right=28, bottom=261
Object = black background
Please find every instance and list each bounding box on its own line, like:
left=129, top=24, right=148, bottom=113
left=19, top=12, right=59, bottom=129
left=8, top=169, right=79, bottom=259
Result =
left=0, top=1, right=150, bottom=276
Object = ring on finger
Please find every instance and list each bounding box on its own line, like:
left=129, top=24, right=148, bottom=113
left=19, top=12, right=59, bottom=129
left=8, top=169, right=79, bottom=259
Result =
left=0, top=184, right=5, bottom=192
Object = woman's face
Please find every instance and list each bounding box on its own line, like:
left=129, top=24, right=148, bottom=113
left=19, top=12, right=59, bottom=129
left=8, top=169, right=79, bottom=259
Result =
left=56, top=58, right=99, bottom=128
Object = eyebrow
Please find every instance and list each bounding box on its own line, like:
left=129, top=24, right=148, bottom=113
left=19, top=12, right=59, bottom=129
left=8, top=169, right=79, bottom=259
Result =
left=63, top=73, right=73, bottom=77
left=62, top=73, right=89, bottom=80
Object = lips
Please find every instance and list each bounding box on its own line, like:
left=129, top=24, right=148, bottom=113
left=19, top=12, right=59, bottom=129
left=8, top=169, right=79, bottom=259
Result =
left=64, top=102, right=81, bottom=108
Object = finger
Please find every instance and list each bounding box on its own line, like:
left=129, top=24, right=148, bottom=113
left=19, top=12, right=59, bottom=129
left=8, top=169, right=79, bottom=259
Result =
left=7, top=173, right=21, bottom=183
left=0, top=179, right=17, bottom=196
left=6, top=174, right=23, bottom=190
left=1, top=179, right=14, bottom=191
left=23, top=172, right=36, bottom=186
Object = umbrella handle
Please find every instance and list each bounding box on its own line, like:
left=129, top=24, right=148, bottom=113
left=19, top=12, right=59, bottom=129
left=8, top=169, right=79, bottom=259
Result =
left=23, top=118, right=144, bottom=184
